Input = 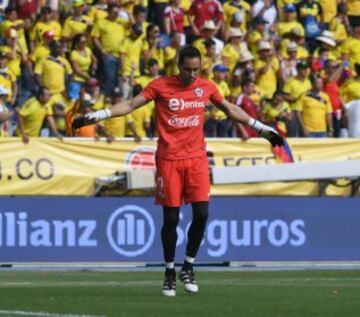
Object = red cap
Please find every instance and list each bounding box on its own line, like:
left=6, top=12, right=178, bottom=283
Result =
left=87, top=78, right=100, bottom=88
left=42, top=31, right=55, bottom=40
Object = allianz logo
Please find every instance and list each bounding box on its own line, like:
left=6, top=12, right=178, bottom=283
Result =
left=106, top=205, right=155, bottom=257
left=0, top=206, right=155, bottom=257
left=0, top=208, right=306, bottom=258
left=168, top=98, right=205, bottom=111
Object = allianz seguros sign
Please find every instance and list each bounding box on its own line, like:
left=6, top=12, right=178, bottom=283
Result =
left=0, top=197, right=360, bottom=262
left=0, top=199, right=304, bottom=260
left=107, top=205, right=155, bottom=257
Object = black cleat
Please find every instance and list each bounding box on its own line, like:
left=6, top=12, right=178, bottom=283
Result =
left=179, top=270, right=198, bottom=293
left=162, top=270, right=176, bottom=297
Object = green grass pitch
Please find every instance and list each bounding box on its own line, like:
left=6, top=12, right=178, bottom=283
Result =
left=0, top=270, right=359, bottom=317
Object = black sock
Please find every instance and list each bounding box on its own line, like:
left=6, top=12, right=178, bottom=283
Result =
left=182, top=260, right=193, bottom=271
left=165, top=268, right=176, bottom=276
left=186, top=202, right=209, bottom=259
left=161, top=206, right=180, bottom=264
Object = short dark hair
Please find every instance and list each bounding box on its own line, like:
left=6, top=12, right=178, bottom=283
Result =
left=41, top=6, right=52, bottom=15
left=133, top=84, right=143, bottom=97
left=133, top=4, right=146, bottom=15
left=272, top=90, right=285, bottom=99
left=204, top=38, right=216, bottom=48
left=49, top=40, right=61, bottom=51
left=178, top=46, right=201, bottom=65
left=169, top=31, right=179, bottom=39
left=355, top=63, right=360, bottom=75
left=242, top=68, right=255, bottom=79
left=324, top=59, right=338, bottom=69
left=146, top=23, right=160, bottom=38
left=241, top=78, right=254, bottom=88
left=111, top=86, right=123, bottom=98
left=147, top=58, right=158, bottom=67
left=337, top=2, right=346, bottom=14
left=310, top=72, right=322, bottom=84
left=296, top=59, right=309, bottom=69
left=107, top=3, right=119, bottom=12
left=37, top=86, right=49, bottom=98
left=71, top=33, right=86, bottom=50
left=5, top=5, right=17, bottom=14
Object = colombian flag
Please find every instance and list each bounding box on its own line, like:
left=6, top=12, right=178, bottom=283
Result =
left=271, top=123, right=294, bottom=163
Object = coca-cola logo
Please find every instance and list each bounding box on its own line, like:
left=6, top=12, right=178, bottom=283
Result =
left=125, top=147, right=156, bottom=169
left=168, top=115, right=200, bottom=127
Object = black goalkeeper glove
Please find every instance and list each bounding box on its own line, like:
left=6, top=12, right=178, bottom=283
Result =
left=72, top=109, right=111, bottom=129
left=249, top=118, right=285, bottom=147
left=262, top=129, right=285, bottom=147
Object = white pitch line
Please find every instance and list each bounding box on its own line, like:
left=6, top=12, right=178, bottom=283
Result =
left=1, top=278, right=360, bottom=289
left=0, top=280, right=158, bottom=288
left=0, top=310, right=106, bottom=317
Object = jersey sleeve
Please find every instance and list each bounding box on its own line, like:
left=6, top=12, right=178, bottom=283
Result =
left=215, top=0, right=224, bottom=20
left=224, top=83, right=231, bottom=98
left=254, top=59, right=264, bottom=71
left=126, top=113, right=134, bottom=123
left=188, top=1, right=196, bottom=16
left=119, top=39, right=128, bottom=54
left=125, top=114, right=132, bottom=123
left=283, top=80, right=292, bottom=95
left=324, top=95, right=332, bottom=113
left=62, top=58, right=73, bottom=75
left=294, top=94, right=304, bottom=112
left=91, top=19, right=101, bottom=38
left=45, top=103, right=54, bottom=116
left=8, top=69, right=16, bottom=83
left=29, top=24, right=37, bottom=41
left=209, top=82, right=225, bottom=105
left=34, top=59, right=44, bottom=75
left=61, top=18, right=71, bottom=38
left=19, top=100, right=31, bottom=117
left=140, top=78, right=161, bottom=101
left=221, top=45, right=232, bottom=59
left=70, top=50, right=78, bottom=63
left=145, top=106, right=151, bottom=123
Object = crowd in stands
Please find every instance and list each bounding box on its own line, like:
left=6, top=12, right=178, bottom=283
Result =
left=0, top=0, right=359, bottom=143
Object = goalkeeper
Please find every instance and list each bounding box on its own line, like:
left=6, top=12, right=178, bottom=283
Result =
left=73, top=46, right=284, bottom=297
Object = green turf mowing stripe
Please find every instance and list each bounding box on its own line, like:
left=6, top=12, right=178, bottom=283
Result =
left=0, top=271, right=359, bottom=317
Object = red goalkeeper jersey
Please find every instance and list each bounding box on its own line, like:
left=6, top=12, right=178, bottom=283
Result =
left=141, top=75, right=224, bottom=160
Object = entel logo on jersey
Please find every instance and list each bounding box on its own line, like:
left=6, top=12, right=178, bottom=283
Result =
left=168, top=98, right=205, bottom=112
left=125, top=147, right=156, bottom=169
left=107, top=205, right=155, bottom=257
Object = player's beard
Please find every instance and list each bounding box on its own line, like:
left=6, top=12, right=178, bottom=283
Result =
left=182, top=76, right=196, bottom=86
